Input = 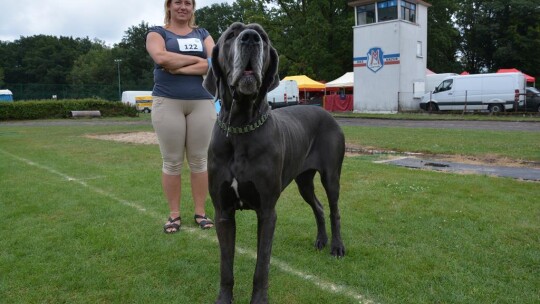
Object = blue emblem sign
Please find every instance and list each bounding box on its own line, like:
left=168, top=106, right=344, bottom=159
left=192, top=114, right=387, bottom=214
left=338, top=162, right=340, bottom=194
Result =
left=367, top=47, right=384, bottom=73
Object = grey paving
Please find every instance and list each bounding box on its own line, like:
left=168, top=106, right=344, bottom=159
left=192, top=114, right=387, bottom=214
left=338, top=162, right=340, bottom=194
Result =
left=380, top=157, right=540, bottom=181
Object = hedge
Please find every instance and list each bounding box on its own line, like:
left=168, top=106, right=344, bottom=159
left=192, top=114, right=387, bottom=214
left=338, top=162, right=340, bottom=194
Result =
left=0, top=99, right=138, bottom=121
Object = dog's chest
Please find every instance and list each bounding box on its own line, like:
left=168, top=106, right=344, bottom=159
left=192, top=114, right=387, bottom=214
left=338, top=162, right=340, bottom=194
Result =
left=216, top=143, right=279, bottom=211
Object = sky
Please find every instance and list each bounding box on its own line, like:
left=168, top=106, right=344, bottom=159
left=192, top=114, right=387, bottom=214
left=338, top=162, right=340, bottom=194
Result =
left=0, top=0, right=232, bottom=46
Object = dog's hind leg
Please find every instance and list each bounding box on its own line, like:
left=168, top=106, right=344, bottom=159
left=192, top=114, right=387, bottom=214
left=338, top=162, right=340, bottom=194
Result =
left=320, top=170, right=346, bottom=257
left=295, top=170, right=329, bottom=250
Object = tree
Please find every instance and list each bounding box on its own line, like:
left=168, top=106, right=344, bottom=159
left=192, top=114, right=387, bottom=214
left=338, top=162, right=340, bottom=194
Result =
left=265, top=0, right=353, bottom=81
left=196, top=3, right=244, bottom=38
left=1, top=35, right=94, bottom=85
left=490, top=0, right=540, bottom=77
left=455, top=0, right=540, bottom=77
left=0, top=67, right=4, bottom=87
left=67, top=46, right=119, bottom=100
left=115, top=21, right=154, bottom=90
left=426, top=0, right=462, bottom=73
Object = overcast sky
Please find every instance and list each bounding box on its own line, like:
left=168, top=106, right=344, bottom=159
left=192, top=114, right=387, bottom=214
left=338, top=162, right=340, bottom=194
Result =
left=0, top=0, right=232, bottom=46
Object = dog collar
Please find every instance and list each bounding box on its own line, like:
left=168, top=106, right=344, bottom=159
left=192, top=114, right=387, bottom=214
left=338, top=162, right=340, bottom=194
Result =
left=217, top=110, right=270, bottom=135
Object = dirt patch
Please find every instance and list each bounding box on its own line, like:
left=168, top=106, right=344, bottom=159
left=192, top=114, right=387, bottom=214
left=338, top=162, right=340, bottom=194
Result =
left=85, top=132, right=158, bottom=145
left=87, top=132, right=539, bottom=168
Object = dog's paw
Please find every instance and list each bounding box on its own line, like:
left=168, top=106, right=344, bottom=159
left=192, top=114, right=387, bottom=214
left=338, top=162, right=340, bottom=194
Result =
left=314, top=237, right=328, bottom=250
left=330, top=242, right=346, bottom=258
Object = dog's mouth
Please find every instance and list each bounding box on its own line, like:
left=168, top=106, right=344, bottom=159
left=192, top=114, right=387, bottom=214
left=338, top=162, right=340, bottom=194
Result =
left=232, top=58, right=261, bottom=95
left=243, top=62, right=254, bottom=77
left=231, top=31, right=264, bottom=96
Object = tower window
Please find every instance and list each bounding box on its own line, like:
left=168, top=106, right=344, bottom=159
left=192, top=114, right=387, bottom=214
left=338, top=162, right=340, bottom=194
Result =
left=356, top=4, right=376, bottom=25
left=401, top=1, right=416, bottom=23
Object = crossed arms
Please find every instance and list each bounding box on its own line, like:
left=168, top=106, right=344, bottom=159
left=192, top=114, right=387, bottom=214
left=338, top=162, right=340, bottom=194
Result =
left=146, top=31, right=215, bottom=75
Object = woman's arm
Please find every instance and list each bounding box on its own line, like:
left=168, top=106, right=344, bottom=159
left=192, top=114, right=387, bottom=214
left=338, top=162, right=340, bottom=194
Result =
left=165, top=35, right=216, bottom=76
left=146, top=31, right=200, bottom=70
left=167, top=57, right=207, bottom=75
left=204, top=35, right=216, bottom=60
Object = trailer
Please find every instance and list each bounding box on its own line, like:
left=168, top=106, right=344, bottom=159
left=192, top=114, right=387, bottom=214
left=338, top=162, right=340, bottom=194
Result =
left=135, top=95, right=153, bottom=113
left=121, top=91, right=152, bottom=105
left=0, top=89, right=13, bottom=102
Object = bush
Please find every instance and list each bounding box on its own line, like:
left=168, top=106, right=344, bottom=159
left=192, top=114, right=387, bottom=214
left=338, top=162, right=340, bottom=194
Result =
left=0, top=99, right=138, bottom=120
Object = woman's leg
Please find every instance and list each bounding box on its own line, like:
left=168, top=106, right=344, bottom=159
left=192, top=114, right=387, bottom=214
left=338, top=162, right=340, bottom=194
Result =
left=191, top=171, right=208, bottom=217
left=163, top=173, right=181, bottom=215
left=152, top=97, right=187, bottom=231
left=185, top=99, right=217, bottom=226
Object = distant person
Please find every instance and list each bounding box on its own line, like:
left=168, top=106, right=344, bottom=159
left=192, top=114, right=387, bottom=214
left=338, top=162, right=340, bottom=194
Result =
left=146, top=0, right=216, bottom=233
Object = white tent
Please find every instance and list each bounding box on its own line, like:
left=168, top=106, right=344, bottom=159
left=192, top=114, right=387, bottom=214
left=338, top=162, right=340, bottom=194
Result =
left=325, top=72, right=354, bottom=88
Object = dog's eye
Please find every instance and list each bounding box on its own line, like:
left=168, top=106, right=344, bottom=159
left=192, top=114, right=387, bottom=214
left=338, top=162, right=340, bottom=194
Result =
left=226, top=32, right=235, bottom=40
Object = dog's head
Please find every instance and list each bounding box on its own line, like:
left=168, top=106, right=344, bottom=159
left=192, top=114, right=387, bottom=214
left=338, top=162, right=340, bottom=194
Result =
left=203, top=22, right=280, bottom=106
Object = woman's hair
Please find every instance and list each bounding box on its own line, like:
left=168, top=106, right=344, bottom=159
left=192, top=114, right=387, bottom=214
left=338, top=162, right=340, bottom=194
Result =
left=164, top=0, right=197, bottom=28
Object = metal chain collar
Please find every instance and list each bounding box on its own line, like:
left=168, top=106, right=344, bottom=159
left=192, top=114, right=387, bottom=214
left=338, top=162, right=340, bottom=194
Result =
left=217, top=110, right=270, bottom=135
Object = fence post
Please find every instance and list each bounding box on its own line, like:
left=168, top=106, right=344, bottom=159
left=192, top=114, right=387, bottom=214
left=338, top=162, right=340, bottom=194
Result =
left=397, top=91, right=400, bottom=113
left=462, top=90, right=468, bottom=115
left=428, top=91, right=432, bottom=112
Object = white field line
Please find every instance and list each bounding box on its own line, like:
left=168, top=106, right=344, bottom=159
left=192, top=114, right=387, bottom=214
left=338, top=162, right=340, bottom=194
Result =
left=1, top=148, right=377, bottom=304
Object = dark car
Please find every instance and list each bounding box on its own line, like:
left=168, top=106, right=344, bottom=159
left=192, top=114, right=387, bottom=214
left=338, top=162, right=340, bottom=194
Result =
left=520, top=87, right=540, bottom=112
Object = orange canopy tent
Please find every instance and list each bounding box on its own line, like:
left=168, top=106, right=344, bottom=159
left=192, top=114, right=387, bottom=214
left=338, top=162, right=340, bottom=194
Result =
left=496, top=68, right=535, bottom=83
left=282, top=75, right=325, bottom=91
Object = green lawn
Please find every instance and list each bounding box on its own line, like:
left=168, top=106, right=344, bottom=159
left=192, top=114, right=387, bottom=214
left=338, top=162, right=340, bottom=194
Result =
left=0, top=117, right=538, bottom=303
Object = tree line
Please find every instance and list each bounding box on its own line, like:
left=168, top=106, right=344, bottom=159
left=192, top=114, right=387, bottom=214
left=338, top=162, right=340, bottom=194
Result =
left=0, top=0, right=538, bottom=100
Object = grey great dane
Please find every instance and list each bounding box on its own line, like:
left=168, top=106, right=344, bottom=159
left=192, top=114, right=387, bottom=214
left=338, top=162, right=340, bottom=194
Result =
left=203, top=22, right=346, bottom=304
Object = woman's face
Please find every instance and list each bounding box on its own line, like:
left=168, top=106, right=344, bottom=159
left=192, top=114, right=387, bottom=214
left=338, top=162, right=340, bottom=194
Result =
left=169, top=0, right=194, bottom=22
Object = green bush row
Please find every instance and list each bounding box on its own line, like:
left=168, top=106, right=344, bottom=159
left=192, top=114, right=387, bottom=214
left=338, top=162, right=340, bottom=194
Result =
left=0, top=99, right=138, bottom=120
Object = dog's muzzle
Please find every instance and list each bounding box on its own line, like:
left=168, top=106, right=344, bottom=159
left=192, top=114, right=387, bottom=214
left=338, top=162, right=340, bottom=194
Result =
left=232, top=29, right=264, bottom=95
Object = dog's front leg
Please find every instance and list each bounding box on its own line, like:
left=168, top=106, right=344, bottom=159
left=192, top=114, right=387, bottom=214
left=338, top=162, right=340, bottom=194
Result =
left=215, top=209, right=236, bottom=304
left=250, top=209, right=277, bottom=304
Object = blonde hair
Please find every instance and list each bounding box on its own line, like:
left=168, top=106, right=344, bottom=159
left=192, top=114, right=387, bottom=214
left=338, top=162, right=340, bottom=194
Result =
left=164, top=0, right=198, bottom=28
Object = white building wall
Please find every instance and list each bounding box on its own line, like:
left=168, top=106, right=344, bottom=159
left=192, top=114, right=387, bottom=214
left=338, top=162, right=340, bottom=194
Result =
left=353, top=23, right=401, bottom=113
left=351, top=1, right=430, bottom=113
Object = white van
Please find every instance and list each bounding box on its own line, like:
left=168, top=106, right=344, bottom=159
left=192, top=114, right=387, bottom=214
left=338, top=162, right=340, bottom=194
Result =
left=121, top=91, right=152, bottom=105
left=425, top=73, right=458, bottom=93
left=420, top=73, right=526, bottom=112
left=266, top=80, right=299, bottom=109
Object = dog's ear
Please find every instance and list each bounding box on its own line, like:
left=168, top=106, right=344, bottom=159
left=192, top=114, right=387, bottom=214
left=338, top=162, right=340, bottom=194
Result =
left=203, top=45, right=222, bottom=96
left=264, top=46, right=280, bottom=92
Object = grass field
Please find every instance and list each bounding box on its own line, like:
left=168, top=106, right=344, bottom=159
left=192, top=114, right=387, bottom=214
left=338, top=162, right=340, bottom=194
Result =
left=0, top=116, right=539, bottom=303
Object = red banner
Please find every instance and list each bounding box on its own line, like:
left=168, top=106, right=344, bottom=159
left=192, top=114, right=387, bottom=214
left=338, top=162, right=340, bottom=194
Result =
left=324, top=94, right=353, bottom=112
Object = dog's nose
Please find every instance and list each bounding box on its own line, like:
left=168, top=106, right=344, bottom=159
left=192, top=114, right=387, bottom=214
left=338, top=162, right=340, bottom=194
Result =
left=239, top=30, right=261, bottom=46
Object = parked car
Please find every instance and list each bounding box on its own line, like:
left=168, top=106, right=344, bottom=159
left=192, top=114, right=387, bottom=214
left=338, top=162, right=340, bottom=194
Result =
left=519, top=87, right=540, bottom=112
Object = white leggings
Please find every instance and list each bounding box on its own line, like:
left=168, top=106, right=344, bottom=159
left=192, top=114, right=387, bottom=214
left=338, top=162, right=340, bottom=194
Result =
left=151, top=96, right=216, bottom=175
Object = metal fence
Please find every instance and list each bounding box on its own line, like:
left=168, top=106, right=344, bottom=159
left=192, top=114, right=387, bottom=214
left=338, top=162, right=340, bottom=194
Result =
left=5, top=83, right=141, bottom=101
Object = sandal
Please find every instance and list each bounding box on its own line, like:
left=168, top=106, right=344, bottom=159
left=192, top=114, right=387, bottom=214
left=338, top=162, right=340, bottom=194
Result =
left=194, top=214, right=214, bottom=230
left=163, top=216, right=181, bottom=234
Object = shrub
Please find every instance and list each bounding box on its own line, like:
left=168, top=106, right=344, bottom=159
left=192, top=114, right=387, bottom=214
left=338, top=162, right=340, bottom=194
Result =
left=0, top=99, right=138, bottom=120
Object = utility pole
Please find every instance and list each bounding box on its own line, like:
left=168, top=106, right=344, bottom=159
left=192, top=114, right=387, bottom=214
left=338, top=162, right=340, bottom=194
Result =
left=114, top=59, right=122, bottom=101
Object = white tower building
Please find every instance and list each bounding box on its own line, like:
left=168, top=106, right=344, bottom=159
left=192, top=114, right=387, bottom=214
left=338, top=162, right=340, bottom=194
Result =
left=348, top=0, right=431, bottom=113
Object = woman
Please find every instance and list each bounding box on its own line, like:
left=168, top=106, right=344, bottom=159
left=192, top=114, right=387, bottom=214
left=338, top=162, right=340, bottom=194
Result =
left=146, top=0, right=216, bottom=233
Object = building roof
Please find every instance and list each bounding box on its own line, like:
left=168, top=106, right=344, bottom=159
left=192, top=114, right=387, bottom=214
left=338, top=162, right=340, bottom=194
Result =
left=348, top=0, right=431, bottom=7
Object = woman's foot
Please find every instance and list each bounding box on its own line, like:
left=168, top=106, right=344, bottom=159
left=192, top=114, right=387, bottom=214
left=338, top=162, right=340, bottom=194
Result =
left=194, top=214, right=214, bottom=229
left=163, top=216, right=181, bottom=233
